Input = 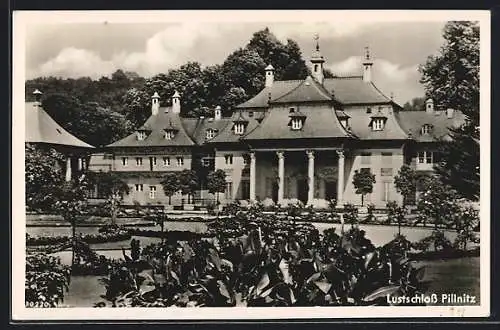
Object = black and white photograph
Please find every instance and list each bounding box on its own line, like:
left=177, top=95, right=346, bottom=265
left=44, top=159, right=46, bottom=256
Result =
left=12, top=10, right=490, bottom=320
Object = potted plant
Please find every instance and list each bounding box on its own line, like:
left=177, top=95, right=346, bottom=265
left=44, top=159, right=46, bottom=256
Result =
left=178, top=169, right=198, bottom=211
left=161, top=172, right=180, bottom=211
left=352, top=168, right=376, bottom=213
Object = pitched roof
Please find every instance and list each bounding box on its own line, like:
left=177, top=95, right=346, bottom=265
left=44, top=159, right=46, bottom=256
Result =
left=209, top=111, right=261, bottom=144
left=395, top=110, right=467, bottom=142
left=235, top=80, right=302, bottom=109
left=25, top=102, right=94, bottom=148
left=243, top=104, right=353, bottom=141
left=182, top=116, right=232, bottom=145
left=107, top=107, right=195, bottom=147
left=322, top=77, right=391, bottom=104
left=271, top=76, right=333, bottom=104
left=235, top=76, right=391, bottom=108
left=345, top=107, right=408, bottom=140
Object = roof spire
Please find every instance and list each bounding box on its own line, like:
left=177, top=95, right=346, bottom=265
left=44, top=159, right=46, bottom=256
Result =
left=364, top=46, right=371, bottom=61
left=314, top=33, right=320, bottom=51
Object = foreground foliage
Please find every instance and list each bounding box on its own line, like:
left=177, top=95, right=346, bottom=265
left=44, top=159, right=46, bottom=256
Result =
left=96, top=213, right=428, bottom=307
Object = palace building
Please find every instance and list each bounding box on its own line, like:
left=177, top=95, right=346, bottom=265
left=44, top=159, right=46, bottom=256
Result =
left=89, top=42, right=466, bottom=208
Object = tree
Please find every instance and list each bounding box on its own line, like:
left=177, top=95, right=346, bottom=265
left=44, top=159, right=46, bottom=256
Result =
left=352, top=169, right=376, bottom=206
left=53, top=175, right=90, bottom=270
left=402, top=97, right=425, bottom=112
left=25, top=143, right=65, bottom=212
left=394, top=164, right=417, bottom=206
left=418, top=21, right=479, bottom=200
left=178, top=169, right=199, bottom=204
left=160, top=172, right=180, bottom=205
left=206, top=169, right=227, bottom=204
left=87, top=171, right=130, bottom=225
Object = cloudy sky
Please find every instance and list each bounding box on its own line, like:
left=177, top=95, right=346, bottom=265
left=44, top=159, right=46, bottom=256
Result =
left=24, top=19, right=448, bottom=104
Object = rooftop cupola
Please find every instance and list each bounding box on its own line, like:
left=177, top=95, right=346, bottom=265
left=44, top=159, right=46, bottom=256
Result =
left=151, top=91, right=160, bottom=115
left=172, top=90, right=181, bottom=114
left=33, top=89, right=43, bottom=107
left=310, top=34, right=325, bottom=85
left=265, top=64, right=275, bottom=87
left=362, top=46, right=373, bottom=83
left=214, top=105, right=222, bottom=120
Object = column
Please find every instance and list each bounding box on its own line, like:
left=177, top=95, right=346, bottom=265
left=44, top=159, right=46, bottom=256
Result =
left=249, top=152, right=256, bottom=201
left=307, top=150, right=315, bottom=206
left=336, top=150, right=345, bottom=207
left=78, top=157, right=83, bottom=171
left=65, top=156, right=72, bottom=182
left=277, top=151, right=285, bottom=205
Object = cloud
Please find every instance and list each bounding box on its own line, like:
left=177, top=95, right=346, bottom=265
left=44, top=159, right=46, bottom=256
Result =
left=36, top=47, right=117, bottom=79
left=268, top=22, right=372, bottom=43
left=328, top=56, right=423, bottom=104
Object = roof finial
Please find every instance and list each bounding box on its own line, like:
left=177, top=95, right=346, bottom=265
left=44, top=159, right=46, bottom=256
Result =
left=364, top=46, right=371, bottom=61
left=390, top=92, right=394, bottom=101
left=314, top=33, right=320, bottom=51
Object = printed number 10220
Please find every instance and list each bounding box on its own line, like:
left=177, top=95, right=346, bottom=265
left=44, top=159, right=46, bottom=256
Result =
left=25, top=301, right=52, bottom=308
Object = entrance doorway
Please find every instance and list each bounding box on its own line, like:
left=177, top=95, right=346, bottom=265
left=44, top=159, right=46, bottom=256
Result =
left=297, top=179, right=308, bottom=204
left=271, top=182, right=279, bottom=204
left=324, top=180, right=337, bottom=202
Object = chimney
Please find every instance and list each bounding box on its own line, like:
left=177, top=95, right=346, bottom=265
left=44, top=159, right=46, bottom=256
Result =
left=172, top=90, right=181, bottom=114
left=33, top=89, right=43, bottom=107
left=151, top=91, right=160, bottom=115
left=446, top=108, right=454, bottom=119
left=265, top=64, right=274, bottom=87
left=214, top=105, right=222, bottom=120
left=425, top=98, right=434, bottom=114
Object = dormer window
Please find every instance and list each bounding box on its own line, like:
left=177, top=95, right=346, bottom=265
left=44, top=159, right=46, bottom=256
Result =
left=340, top=118, right=349, bottom=128
left=234, top=123, right=245, bottom=135
left=137, top=131, right=147, bottom=141
left=164, top=130, right=176, bottom=140
left=372, top=118, right=385, bottom=131
left=206, top=128, right=216, bottom=140
left=291, top=118, right=303, bottom=130
left=421, top=124, right=432, bottom=135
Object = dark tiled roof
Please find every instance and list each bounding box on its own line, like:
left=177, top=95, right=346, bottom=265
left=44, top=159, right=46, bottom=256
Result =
left=271, top=76, right=333, bottom=104
left=235, top=80, right=302, bottom=109
left=395, top=110, right=467, bottom=142
left=236, top=76, right=391, bottom=108
left=345, top=108, right=408, bottom=140
left=107, top=108, right=195, bottom=147
left=25, top=102, right=94, bottom=148
left=182, top=117, right=232, bottom=145
left=209, top=111, right=261, bottom=144
left=242, top=104, right=352, bottom=141
left=323, top=78, right=391, bottom=105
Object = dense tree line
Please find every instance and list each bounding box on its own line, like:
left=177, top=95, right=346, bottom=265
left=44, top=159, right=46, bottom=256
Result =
left=25, top=28, right=310, bottom=147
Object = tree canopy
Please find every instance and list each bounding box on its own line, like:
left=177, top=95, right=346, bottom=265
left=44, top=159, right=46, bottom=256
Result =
left=419, top=21, right=480, bottom=200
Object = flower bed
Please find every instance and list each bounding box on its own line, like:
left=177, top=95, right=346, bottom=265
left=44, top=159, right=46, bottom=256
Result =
left=26, top=227, right=132, bottom=246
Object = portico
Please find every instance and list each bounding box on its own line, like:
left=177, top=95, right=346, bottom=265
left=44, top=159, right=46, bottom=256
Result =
left=249, top=148, right=347, bottom=207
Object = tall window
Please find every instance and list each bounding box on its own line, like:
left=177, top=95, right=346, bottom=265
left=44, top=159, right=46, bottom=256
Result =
left=372, top=118, right=385, bottom=131
left=163, top=157, right=170, bottom=166
left=361, top=152, right=371, bottom=165
left=241, top=180, right=250, bottom=200
left=151, top=157, right=157, bottom=166
left=136, top=157, right=143, bottom=166
left=135, top=184, right=143, bottom=192
left=149, top=186, right=156, bottom=199
left=225, top=182, right=233, bottom=199
left=177, top=157, right=184, bottom=166
left=417, top=151, right=433, bottom=164
left=242, top=154, right=250, bottom=166
left=382, top=181, right=391, bottom=202
left=121, top=157, right=128, bottom=166
left=225, top=154, right=233, bottom=165
left=366, top=107, right=372, bottom=114
left=291, top=118, right=303, bottom=130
